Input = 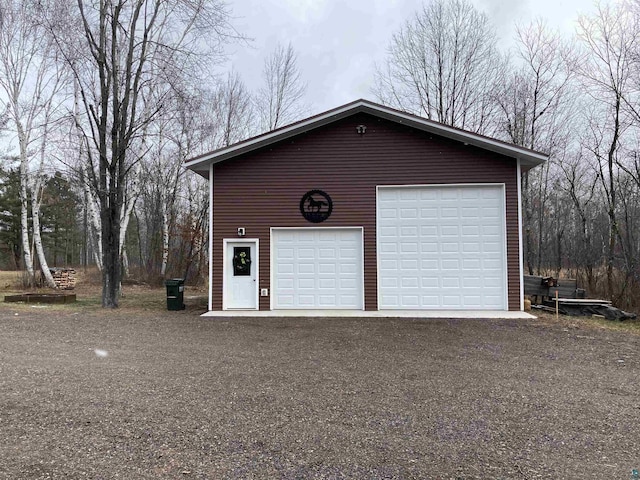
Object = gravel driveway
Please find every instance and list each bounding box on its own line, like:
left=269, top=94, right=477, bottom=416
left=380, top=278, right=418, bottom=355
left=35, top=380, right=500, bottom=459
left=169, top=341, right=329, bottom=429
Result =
left=0, top=307, right=638, bottom=479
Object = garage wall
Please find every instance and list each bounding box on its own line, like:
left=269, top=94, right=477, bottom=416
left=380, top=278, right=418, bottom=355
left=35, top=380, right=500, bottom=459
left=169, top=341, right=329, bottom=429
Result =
left=211, top=112, right=521, bottom=310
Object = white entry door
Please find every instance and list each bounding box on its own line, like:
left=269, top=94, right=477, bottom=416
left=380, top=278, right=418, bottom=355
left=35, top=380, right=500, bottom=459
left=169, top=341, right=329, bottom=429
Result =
left=224, top=240, right=258, bottom=310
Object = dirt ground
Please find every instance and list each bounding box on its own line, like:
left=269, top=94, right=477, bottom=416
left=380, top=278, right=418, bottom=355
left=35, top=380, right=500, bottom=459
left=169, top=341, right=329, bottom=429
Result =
left=0, top=289, right=639, bottom=479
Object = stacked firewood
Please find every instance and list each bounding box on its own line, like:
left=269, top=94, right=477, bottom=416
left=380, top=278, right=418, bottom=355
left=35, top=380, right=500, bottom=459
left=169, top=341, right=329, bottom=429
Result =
left=49, top=268, right=76, bottom=290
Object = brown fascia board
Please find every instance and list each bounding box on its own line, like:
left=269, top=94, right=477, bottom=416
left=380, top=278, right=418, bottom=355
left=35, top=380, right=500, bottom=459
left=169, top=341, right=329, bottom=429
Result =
left=184, top=99, right=549, bottom=178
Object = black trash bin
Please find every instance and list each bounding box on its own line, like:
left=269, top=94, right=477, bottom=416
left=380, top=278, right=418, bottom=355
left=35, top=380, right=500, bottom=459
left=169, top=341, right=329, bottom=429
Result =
left=165, top=278, right=185, bottom=311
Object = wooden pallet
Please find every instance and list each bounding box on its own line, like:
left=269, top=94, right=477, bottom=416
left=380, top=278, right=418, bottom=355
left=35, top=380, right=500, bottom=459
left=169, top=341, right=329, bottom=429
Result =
left=524, top=275, right=586, bottom=301
left=4, top=293, right=77, bottom=304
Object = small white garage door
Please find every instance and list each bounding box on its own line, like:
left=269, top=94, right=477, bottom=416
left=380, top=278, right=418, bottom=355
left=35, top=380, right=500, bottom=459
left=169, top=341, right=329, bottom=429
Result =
left=271, top=228, right=364, bottom=309
left=377, top=185, right=507, bottom=310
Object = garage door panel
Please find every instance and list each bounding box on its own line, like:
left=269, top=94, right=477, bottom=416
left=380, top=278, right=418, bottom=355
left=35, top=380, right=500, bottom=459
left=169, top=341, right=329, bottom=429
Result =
left=298, top=264, right=314, bottom=274
left=298, top=278, right=314, bottom=289
left=277, top=296, right=296, bottom=308
left=462, top=258, right=481, bottom=269
left=401, top=277, right=419, bottom=288
left=340, top=278, right=357, bottom=289
left=379, top=208, right=397, bottom=219
left=400, top=243, right=418, bottom=254
left=319, top=278, right=336, bottom=289
left=277, top=264, right=294, bottom=274
left=319, top=248, right=335, bottom=258
left=378, top=185, right=507, bottom=310
left=441, top=259, right=460, bottom=270
left=319, top=295, right=336, bottom=306
left=421, top=277, right=439, bottom=288
left=380, top=243, right=398, bottom=254
left=440, top=224, right=460, bottom=234
left=443, top=295, right=462, bottom=307
left=420, top=243, right=438, bottom=253
left=318, top=263, right=336, bottom=274
left=420, top=208, right=438, bottom=219
left=483, top=258, right=503, bottom=269
left=462, top=242, right=481, bottom=253
left=441, top=243, right=459, bottom=253
left=442, top=277, right=460, bottom=288
left=298, top=295, right=314, bottom=306
left=465, top=296, right=482, bottom=307
left=401, top=226, right=418, bottom=237
left=463, top=277, right=482, bottom=288
left=277, top=278, right=294, bottom=289
left=272, top=228, right=363, bottom=310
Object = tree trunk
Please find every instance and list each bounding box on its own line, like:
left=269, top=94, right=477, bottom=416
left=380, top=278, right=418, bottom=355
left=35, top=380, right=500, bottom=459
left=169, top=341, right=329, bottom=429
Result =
left=606, top=95, right=622, bottom=300
left=31, top=192, right=56, bottom=288
left=118, top=168, right=139, bottom=278
left=522, top=171, right=535, bottom=275
left=101, top=200, right=121, bottom=308
left=83, top=173, right=103, bottom=270
left=18, top=126, right=35, bottom=284
left=122, top=246, right=130, bottom=278
left=32, top=116, right=56, bottom=288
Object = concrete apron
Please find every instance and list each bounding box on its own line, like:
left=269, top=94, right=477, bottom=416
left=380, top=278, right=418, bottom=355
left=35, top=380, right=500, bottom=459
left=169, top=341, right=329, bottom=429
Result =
left=201, top=310, right=536, bottom=319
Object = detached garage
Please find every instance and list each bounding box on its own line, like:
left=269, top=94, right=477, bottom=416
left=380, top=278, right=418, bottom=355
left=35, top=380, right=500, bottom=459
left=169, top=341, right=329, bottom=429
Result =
left=185, top=99, right=547, bottom=313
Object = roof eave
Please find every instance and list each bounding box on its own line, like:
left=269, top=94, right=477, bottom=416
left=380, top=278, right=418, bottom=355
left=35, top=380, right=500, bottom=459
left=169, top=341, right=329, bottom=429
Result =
left=184, top=100, right=548, bottom=175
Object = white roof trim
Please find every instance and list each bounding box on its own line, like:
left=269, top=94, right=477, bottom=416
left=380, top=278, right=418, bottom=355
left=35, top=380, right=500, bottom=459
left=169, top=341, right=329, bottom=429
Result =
left=185, top=99, right=548, bottom=176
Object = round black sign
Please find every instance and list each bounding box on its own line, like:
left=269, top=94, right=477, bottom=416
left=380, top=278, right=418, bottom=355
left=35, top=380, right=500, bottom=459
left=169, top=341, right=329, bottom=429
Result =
left=300, top=190, right=333, bottom=223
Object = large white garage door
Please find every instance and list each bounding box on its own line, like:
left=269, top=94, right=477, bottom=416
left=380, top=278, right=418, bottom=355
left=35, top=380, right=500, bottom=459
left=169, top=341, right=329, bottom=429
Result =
left=272, top=228, right=364, bottom=309
left=377, top=185, right=507, bottom=310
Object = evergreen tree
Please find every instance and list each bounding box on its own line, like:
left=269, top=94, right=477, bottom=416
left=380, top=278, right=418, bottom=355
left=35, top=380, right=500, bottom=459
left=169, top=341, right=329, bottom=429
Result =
left=41, top=172, right=81, bottom=267
left=0, top=167, right=24, bottom=269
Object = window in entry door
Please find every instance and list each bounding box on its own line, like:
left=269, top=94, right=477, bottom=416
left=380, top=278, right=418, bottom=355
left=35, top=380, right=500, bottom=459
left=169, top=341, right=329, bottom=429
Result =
left=232, top=246, right=251, bottom=276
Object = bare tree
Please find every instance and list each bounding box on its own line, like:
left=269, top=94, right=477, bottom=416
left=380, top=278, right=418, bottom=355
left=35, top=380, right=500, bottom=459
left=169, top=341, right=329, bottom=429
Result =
left=373, top=0, right=504, bottom=134
left=256, top=42, right=307, bottom=132
left=0, top=0, right=65, bottom=288
left=495, top=20, right=576, bottom=275
left=558, top=146, right=599, bottom=287
left=619, top=0, right=640, bottom=124
left=215, top=71, right=254, bottom=146
left=576, top=1, right=637, bottom=301
left=44, top=0, right=237, bottom=307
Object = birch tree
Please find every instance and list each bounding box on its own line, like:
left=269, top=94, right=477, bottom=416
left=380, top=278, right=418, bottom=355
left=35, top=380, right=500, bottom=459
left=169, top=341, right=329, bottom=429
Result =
left=0, top=0, right=63, bottom=288
left=30, top=87, right=64, bottom=289
left=45, top=0, right=237, bottom=307
left=82, top=166, right=103, bottom=270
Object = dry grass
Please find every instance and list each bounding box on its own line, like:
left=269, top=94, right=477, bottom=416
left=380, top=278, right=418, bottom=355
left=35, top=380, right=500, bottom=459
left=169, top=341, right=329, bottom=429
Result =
left=2, top=270, right=638, bottom=333
left=533, top=309, right=640, bottom=335
left=0, top=269, right=208, bottom=314
left=0, top=270, right=23, bottom=290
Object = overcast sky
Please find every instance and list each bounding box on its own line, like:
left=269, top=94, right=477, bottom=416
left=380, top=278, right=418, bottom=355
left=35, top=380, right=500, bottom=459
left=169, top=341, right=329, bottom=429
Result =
left=228, top=0, right=599, bottom=114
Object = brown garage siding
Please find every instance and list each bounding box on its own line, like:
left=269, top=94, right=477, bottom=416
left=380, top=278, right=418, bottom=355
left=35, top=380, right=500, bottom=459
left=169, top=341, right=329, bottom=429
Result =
left=212, top=112, right=521, bottom=311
